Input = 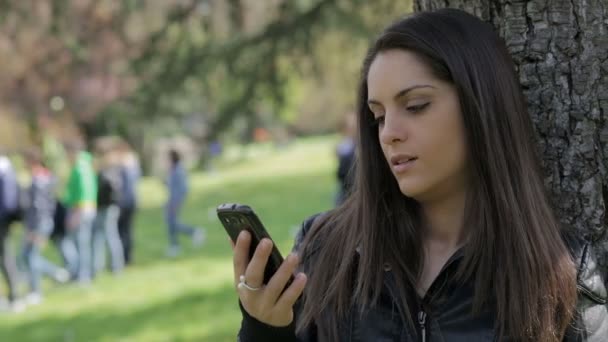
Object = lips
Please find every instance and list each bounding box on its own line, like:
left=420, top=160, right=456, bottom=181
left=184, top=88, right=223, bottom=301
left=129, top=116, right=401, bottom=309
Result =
left=390, top=154, right=418, bottom=173
left=390, top=154, right=417, bottom=166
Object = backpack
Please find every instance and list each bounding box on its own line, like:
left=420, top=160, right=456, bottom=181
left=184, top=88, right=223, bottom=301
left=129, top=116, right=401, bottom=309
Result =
left=14, top=184, right=27, bottom=223
left=0, top=167, right=23, bottom=223
left=51, top=200, right=67, bottom=238
left=97, top=167, right=123, bottom=207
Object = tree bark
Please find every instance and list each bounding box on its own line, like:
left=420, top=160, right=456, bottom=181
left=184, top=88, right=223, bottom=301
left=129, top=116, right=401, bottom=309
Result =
left=415, top=0, right=608, bottom=274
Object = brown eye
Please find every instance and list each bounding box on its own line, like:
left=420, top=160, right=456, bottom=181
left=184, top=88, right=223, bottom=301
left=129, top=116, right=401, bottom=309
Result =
left=406, top=102, right=430, bottom=114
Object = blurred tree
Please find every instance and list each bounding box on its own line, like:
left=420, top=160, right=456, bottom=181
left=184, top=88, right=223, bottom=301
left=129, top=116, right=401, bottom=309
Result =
left=0, top=0, right=158, bottom=141
left=123, top=0, right=413, bottom=139
left=0, top=0, right=413, bottom=167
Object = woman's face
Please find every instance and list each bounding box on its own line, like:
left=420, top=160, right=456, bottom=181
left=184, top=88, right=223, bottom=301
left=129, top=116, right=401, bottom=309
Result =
left=367, top=49, right=469, bottom=202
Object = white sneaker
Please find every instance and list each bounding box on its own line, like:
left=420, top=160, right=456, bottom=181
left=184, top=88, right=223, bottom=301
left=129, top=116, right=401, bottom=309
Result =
left=53, top=268, right=70, bottom=283
left=25, top=293, right=43, bottom=306
left=192, top=228, right=206, bottom=247
left=166, top=246, right=181, bottom=258
left=9, top=299, right=26, bottom=313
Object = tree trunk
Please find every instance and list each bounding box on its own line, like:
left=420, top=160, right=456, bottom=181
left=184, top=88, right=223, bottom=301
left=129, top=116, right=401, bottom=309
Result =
left=415, top=0, right=608, bottom=274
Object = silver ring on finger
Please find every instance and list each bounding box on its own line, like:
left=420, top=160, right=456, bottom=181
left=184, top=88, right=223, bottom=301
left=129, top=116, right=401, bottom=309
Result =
left=238, top=275, right=262, bottom=291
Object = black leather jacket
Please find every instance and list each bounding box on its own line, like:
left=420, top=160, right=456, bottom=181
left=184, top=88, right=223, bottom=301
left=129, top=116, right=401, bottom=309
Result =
left=238, top=216, right=608, bottom=341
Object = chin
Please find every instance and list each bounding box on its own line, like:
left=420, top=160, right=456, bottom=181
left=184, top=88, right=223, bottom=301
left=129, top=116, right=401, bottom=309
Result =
left=397, top=182, right=423, bottom=199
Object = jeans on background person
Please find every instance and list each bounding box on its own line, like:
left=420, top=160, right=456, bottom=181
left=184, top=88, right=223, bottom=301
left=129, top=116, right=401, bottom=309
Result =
left=164, top=199, right=204, bottom=258
left=56, top=235, right=78, bottom=277
left=67, top=208, right=96, bottom=283
left=166, top=200, right=195, bottom=247
left=22, top=217, right=67, bottom=295
left=117, top=205, right=135, bottom=265
left=92, top=205, right=124, bottom=275
left=0, top=218, right=18, bottom=303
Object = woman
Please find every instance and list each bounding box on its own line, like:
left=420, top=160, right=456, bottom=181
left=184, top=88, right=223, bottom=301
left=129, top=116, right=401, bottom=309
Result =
left=164, top=149, right=204, bottom=257
left=92, top=146, right=125, bottom=276
left=233, top=9, right=607, bottom=341
left=116, top=142, right=141, bottom=266
left=21, top=148, right=69, bottom=305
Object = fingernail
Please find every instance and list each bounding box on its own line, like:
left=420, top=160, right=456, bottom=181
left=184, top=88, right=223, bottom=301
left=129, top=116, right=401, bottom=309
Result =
left=290, top=253, right=299, bottom=263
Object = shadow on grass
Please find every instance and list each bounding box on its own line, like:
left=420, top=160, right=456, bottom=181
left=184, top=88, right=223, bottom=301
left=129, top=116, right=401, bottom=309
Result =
left=4, top=284, right=241, bottom=342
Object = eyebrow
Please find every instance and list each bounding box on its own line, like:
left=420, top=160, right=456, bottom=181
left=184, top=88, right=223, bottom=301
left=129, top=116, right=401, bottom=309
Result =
left=367, top=84, right=436, bottom=106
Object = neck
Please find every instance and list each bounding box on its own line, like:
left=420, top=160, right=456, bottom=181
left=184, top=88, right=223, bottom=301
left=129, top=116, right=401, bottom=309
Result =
left=419, top=190, right=467, bottom=249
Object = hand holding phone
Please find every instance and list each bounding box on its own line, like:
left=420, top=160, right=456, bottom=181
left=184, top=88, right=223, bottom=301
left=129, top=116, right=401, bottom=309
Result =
left=217, top=203, right=286, bottom=284
left=218, top=203, right=308, bottom=327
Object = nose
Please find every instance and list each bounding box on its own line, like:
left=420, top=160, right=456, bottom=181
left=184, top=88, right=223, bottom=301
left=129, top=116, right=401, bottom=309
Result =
left=379, top=111, right=408, bottom=145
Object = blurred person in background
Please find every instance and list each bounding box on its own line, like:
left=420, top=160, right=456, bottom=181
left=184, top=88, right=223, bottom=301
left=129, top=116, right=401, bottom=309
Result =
left=92, top=143, right=125, bottom=276
left=50, top=200, right=76, bottom=275
left=116, top=142, right=140, bottom=266
left=64, top=141, right=97, bottom=284
left=165, top=149, right=204, bottom=257
left=0, top=152, right=24, bottom=312
left=20, top=148, right=69, bottom=306
left=38, top=129, right=77, bottom=274
left=335, top=111, right=357, bottom=206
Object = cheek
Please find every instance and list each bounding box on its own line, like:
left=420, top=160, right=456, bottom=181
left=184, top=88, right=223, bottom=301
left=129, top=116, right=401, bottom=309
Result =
left=449, top=123, right=468, bottom=163
left=447, top=145, right=468, bottom=174
left=379, top=142, right=390, bottom=165
left=434, top=129, right=468, bottom=173
left=422, top=123, right=467, bottom=170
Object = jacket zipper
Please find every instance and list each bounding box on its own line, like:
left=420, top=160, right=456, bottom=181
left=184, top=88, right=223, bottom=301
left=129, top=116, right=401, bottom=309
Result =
left=418, top=310, right=427, bottom=342
left=414, top=248, right=462, bottom=342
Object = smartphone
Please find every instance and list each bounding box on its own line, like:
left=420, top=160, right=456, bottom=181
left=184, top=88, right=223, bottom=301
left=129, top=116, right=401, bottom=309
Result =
left=217, top=203, right=288, bottom=285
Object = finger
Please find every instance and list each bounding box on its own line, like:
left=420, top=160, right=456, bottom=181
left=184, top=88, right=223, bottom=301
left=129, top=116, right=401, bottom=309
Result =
left=233, top=230, right=251, bottom=287
left=264, top=253, right=299, bottom=303
left=229, top=238, right=235, bottom=250
left=275, top=272, right=307, bottom=309
left=244, top=238, right=273, bottom=288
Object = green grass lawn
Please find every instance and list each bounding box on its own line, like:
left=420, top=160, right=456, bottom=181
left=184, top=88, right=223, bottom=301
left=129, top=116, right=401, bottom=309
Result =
left=0, top=136, right=338, bottom=341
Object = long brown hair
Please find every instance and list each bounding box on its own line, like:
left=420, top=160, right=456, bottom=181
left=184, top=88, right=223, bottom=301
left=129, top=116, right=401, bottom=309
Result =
left=296, top=9, right=577, bottom=341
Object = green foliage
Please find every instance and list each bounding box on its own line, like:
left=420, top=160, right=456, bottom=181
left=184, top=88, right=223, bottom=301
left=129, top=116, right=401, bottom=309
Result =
left=0, top=0, right=412, bottom=153
left=127, top=0, right=414, bottom=139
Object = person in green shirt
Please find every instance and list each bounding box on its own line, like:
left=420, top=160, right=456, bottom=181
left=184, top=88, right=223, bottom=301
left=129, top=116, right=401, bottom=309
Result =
left=63, top=141, right=97, bottom=284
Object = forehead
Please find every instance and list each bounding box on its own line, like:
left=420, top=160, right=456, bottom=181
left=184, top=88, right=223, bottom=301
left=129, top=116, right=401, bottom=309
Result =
left=367, top=50, right=436, bottom=96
